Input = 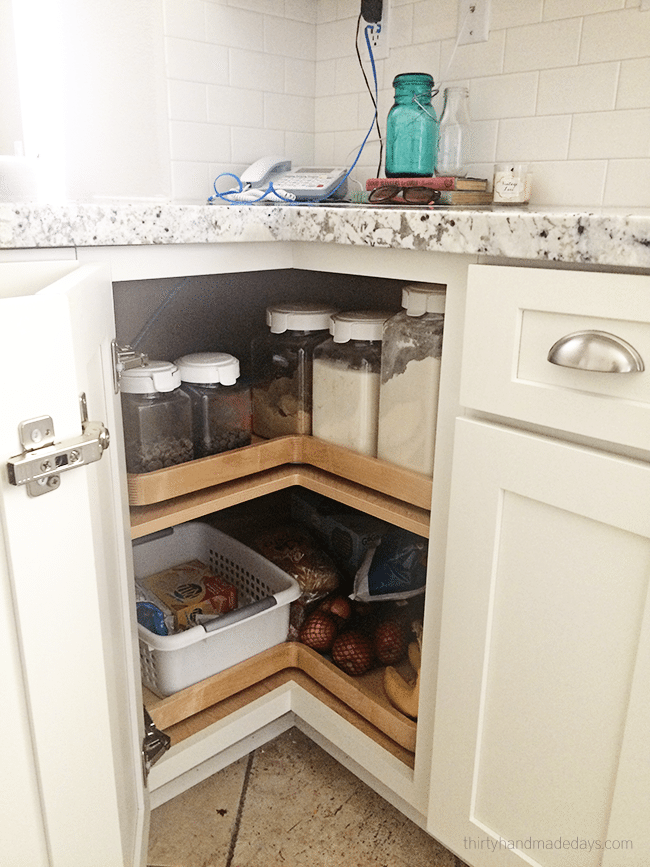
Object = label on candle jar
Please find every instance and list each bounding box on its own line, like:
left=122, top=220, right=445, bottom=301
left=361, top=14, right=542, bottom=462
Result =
left=493, top=164, right=532, bottom=204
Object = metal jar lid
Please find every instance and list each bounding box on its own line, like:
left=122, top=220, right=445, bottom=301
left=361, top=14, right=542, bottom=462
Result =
left=267, top=303, right=338, bottom=334
left=329, top=310, right=393, bottom=343
left=120, top=360, right=181, bottom=394
left=174, top=352, right=240, bottom=386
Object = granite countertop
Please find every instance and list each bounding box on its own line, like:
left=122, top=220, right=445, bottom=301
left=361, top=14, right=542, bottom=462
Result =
left=2, top=201, right=650, bottom=268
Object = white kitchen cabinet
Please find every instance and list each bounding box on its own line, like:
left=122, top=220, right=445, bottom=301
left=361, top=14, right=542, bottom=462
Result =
left=429, top=265, right=650, bottom=867
left=5, top=246, right=649, bottom=867
left=0, top=243, right=472, bottom=865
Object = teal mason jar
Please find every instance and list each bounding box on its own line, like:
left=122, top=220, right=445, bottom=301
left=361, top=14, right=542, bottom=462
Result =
left=385, top=72, right=438, bottom=178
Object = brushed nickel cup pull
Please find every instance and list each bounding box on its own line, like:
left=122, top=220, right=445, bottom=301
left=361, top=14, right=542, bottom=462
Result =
left=547, top=330, right=644, bottom=373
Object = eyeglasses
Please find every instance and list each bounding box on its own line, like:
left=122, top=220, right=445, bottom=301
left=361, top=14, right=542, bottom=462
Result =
left=368, top=185, right=439, bottom=205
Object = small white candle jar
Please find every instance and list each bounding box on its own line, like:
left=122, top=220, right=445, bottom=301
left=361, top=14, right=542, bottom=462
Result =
left=492, top=163, right=532, bottom=204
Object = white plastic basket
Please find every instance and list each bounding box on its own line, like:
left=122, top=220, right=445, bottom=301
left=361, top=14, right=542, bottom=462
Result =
left=133, top=521, right=300, bottom=697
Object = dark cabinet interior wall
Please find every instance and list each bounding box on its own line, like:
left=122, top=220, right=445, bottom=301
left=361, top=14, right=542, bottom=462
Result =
left=113, top=270, right=407, bottom=376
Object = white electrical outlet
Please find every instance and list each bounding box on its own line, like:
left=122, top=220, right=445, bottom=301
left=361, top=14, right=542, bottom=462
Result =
left=366, top=1, right=390, bottom=60
left=457, top=0, right=490, bottom=45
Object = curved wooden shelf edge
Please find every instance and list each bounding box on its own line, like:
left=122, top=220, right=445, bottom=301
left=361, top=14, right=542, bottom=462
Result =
left=127, top=435, right=433, bottom=512
left=145, top=641, right=417, bottom=752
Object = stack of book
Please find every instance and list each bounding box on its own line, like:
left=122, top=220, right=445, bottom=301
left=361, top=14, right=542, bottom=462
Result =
left=365, top=176, right=492, bottom=205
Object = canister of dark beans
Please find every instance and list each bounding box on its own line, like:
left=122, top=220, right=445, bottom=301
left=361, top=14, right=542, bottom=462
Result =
left=175, top=352, right=251, bottom=458
left=120, top=360, right=194, bottom=473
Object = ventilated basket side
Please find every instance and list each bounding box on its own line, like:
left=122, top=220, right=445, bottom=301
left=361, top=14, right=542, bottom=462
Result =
left=134, top=521, right=300, bottom=697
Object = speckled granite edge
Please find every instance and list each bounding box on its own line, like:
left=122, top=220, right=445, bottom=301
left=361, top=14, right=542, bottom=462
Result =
left=2, top=201, right=650, bottom=268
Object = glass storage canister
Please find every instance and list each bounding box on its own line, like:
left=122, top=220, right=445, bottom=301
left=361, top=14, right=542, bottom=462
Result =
left=385, top=72, right=438, bottom=178
left=120, top=360, right=193, bottom=474
left=251, top=303, right=338, bottom=438
left=436, top=86, right=471, bottom=178
left=175, top=352, right=251, bottom=458
left=312, top=310, right=393, bottom=457
left=376, top=285, right=445, bottom=476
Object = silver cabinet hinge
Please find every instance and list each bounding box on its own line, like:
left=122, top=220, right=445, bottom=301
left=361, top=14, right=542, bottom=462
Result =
left=112, top=340, right=148, bottom=393
left=142, top=706, right=171, bottom=785
left=7, top=409, right=110, bottom=497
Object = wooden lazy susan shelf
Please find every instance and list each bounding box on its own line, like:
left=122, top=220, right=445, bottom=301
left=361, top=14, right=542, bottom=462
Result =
left=144, top=641, right=418, bottom=762
left=128, top=435, right=432, bottom=540
left=132, top=435, right=429, bottom=761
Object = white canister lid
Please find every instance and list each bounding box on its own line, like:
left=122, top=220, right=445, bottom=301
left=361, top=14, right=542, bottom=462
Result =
left=330, top=310, right=393, bottom=343
left=267, top=303, right=338, bottom=334
left=402, top=284, right=446, bottom=316
left=121, top=360, right=181, bottom=394
left=175, top=352, right=240, bottom=386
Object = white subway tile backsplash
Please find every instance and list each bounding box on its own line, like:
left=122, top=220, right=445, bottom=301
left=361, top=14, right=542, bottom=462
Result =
left=228, top=48, right=284, bottom=91
left=603, top=159, right=650, bottom=205
left=315, top=93, right=359, bottom=133
left=314, top=130, right=336, bottom=164
left=504, top=19, right=581, bottom=72
left=334, top=55, right=374, bottom=96
left=285, top=58, right=316, bottom=97
left=264, top=92, right=314, bottom=132
left=569, top=109, right=650, bottom=159
left=163, top=0, right=206, bottom=40
left=284, top=0, right=317, bottom=24
left=227, top=0, right=284, bottom=15
left=316, top=59, right=337, bottom=97
left=412, top=0, right=454, bottom=44
left=171, top=160, right=215, bottom=203
left=470, top=72, right=538, bottom=121
left=527, top=160, right=607, bottom=206
left=316, top=0, right=338, bottom=25
left=468, top=119, right=499, bottom=163
left=230, top=126, right=285, bottom=164
left=440, top=30, right=506, bottom=82
left=284, top=131, right=315, bottom=165
left=496, top=115, right=571, bottom=161
left=205, top=4, right=264, bottom=50
left=580, top=8, right=650, bottom=63
left=543, top=0, right=625, bottom=20
left=168, top=80, right=208, bottom=122
left=317, top=18, right=355, bottom=61
left=537, top=63, right=619, bottom=115
left=264, top=15, right=316, bottom=61
left=207, top=84, right=264, bottom=126
left=617, top=58, right=650, bottom=108
left=166, top=38, right=229, bottom=84
left=170, top=120, right=231, bottom=161
left=490, top=0, right=543, bottom=31
left=386, top=43, right=441, bottom=85
left=391, top=3, right=414, bottom=48
left=160, top=0, right=650, bottom=205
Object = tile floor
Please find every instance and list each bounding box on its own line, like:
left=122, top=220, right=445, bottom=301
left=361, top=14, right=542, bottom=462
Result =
left=148, top=727, right=463, bottom=867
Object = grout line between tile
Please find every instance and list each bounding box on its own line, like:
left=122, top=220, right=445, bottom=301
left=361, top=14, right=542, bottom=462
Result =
left=224, top=750, right=255, bottom=867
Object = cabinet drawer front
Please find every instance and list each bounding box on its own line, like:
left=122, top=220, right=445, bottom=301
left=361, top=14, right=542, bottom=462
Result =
left=461, top=264, right=650, bottom=449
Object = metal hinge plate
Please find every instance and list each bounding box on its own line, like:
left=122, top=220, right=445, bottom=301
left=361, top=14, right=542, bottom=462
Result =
left=142, top=706, right=171, bottom=785
left=111, top=340, right=148, bottom=393
left=7, top=414, right=110, bottom=497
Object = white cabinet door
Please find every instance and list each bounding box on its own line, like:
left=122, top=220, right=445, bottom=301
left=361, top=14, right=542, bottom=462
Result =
left=0, top=262, right=146, bottom=867
left=429, top=417, right=650, bottom=867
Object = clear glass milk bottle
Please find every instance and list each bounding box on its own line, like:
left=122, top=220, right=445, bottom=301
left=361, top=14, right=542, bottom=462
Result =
left=377, top=285, right=445, bottom=476
left=251, top=303, right=338, bottom=438
left=312, top=310, right=393, bottom=456
left=385, top=72, right=438, bottom=178
left=120, top=360, right=194, bottom=473
left=175, top=352, right=251, bottom=457
left=436, top=86, right=471, bottom=177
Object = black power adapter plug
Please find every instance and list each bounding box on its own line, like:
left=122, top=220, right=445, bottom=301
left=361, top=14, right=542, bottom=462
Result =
left=361, top=0, right=383, bottom=24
